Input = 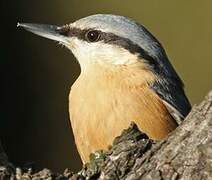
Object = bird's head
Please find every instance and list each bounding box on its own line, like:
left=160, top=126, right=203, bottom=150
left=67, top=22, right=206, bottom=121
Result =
left=18, top=14, right=191, bottom=127
left=18, top=14, right=177, bottom=77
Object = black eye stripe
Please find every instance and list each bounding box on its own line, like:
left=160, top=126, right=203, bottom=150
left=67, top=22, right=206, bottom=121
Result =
left=58, top=26, right=157, bottom=67
left=57, top=26, right=85, bottom=38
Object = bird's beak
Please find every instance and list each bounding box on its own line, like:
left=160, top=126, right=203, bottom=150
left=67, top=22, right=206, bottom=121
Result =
left=17, top=23, right=68, bottom=43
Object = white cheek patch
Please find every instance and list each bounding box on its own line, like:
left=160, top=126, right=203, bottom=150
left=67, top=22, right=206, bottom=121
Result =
left=97, top=44, right=139, bottom=65
left=68, top=38, right=139, bottom=68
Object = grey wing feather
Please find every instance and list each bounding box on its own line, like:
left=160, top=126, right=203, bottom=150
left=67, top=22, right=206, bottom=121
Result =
left=151, top=78, right=191, bottom=125
left=162, top=100, right=184, bottom=124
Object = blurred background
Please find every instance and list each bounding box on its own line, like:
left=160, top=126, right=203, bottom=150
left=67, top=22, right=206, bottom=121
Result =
left=1, top=0, right=212, bottom=172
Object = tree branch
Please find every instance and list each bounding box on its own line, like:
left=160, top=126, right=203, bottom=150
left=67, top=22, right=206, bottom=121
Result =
left=1, top=91, right=212, bottom=179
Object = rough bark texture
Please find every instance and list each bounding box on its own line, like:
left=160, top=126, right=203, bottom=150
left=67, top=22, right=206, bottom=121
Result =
left=0, top=91, right=212, bottom=180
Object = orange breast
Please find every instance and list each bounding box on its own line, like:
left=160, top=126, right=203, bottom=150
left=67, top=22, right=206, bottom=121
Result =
left=69, top=65, right=177, bottom=163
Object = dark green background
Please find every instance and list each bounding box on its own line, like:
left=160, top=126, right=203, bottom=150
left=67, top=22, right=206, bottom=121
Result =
left=1, top=0, right=212, bottom=172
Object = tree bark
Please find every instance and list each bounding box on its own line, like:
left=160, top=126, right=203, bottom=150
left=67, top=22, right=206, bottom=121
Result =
left=1, top=91, right=212, bottom=180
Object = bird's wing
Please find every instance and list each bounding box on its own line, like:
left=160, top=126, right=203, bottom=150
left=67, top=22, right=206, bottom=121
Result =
left=151, top=79, right=191, bottom=125
left=161, top=99, right=184, bottom=124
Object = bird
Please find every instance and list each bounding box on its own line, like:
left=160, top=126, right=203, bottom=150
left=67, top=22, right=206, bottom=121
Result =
left=18, top=14, right=191, bottom=163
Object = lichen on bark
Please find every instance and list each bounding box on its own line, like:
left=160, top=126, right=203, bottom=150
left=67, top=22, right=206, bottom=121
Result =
left=0, top=91, right=212, bottom=180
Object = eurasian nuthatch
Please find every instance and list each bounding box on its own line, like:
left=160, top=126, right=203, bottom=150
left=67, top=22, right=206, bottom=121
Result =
left=18, top=14, right=191, bottom=163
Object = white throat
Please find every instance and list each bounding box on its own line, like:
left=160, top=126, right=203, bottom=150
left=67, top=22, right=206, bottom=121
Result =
left=68, top=38, right=141, bottom=72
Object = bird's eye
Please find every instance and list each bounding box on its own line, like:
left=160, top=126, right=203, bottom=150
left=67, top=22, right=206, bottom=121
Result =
left=85, top=30, right=100, bottom=42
